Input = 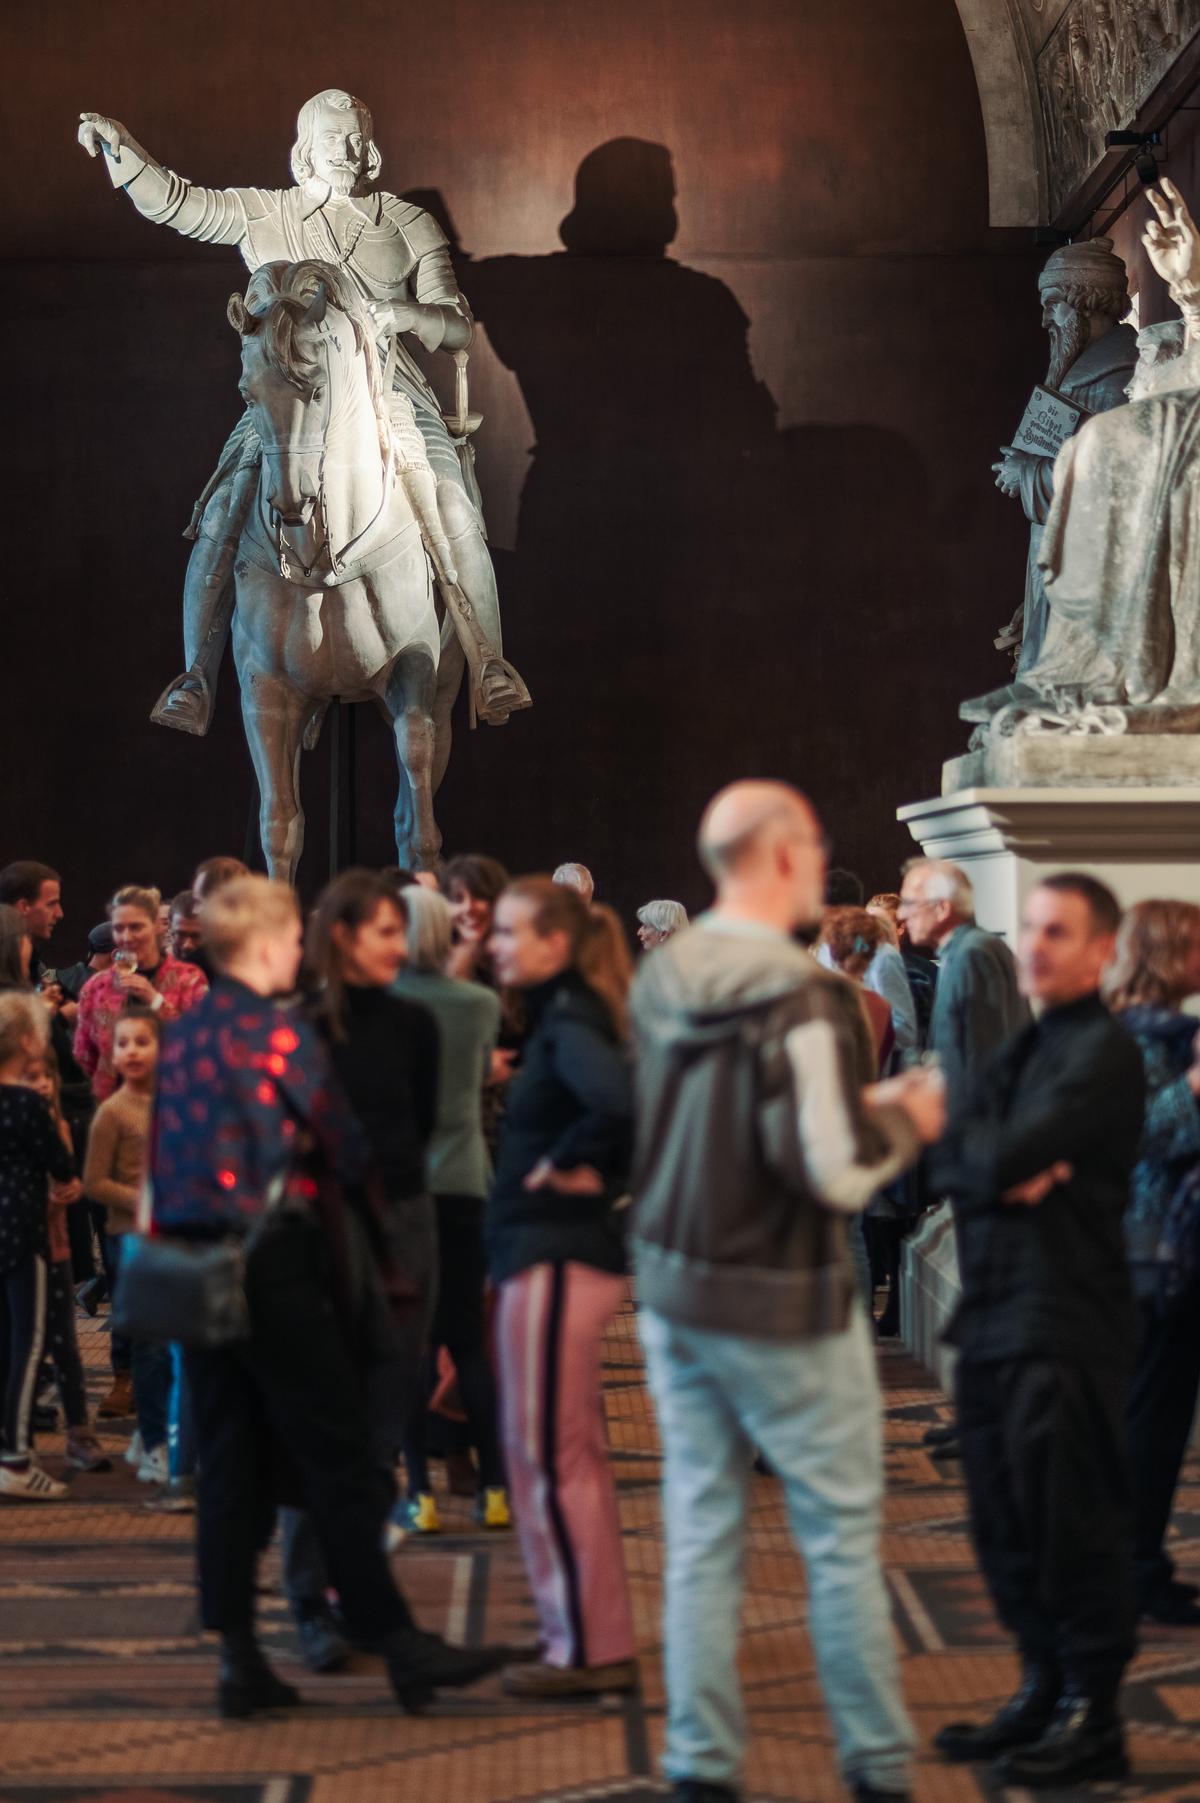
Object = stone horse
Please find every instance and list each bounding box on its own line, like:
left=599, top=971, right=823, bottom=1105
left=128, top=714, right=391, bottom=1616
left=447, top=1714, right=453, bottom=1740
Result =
left=226, top=258, right=464, bottom=878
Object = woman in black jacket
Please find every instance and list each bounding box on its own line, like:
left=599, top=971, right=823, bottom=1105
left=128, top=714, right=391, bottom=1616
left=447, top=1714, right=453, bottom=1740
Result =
left=281, top=869, right=440, bottom=1670
left=487, top=877, right=637, bottom=1698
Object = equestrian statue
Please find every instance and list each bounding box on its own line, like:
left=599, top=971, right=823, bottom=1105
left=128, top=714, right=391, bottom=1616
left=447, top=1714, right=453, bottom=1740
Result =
left=78, top=89, right=531, bottom=874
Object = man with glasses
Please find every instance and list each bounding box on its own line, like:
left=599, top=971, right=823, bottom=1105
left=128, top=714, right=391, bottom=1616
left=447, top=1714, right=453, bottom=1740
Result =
left=897, top=861, right=1028, bottom=1113
left=896, top=860, right=1029, bottom=1461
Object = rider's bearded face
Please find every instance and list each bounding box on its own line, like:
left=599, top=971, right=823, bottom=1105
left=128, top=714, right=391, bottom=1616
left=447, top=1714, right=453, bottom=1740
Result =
left=309, top=108, right=368, bottom=195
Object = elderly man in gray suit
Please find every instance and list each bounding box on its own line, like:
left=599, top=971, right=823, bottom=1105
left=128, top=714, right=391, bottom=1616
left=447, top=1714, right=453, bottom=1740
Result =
left=896, top=858, right=1030, bottom=1458
left=898, top=860, right=1030, bottom=1111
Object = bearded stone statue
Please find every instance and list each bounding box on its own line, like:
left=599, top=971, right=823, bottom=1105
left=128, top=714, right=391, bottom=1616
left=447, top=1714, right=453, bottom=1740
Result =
left=989, top=239, right=1137, bottom=683
left=965, top=183, right=1200, bottom=732
left=78, top=90, right=530, bottom=736
left=960, top=181, right=1200, bottom=735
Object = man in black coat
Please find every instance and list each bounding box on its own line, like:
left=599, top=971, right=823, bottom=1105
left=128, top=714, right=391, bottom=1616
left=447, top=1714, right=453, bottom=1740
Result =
left=931, top=873, right=1145, bottom=1790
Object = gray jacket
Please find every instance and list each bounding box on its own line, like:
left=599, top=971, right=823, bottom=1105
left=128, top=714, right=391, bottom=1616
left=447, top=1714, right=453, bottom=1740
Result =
left=630, top=916, right=919, bottom=1340
left=930, top=923, right=1030, bottom=1111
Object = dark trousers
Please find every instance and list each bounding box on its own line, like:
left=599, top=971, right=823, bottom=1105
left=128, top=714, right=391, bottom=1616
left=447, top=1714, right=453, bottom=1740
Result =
left=45, top=1259, right=88, bottom=1429
left=957, top=1355, right=1137, bottom=1697
left=282, top=1190, right=438, bottom=1614
left=65, top=1201, right=97, bottom=1284
left=107, top=1233, right=171, bottom=1446
left=1128, top=1290, right=1200, bottom=1600
left=0, top=1253, right=47, bottom=1457
left=403, top=1195, right=504, bottom=1494
left=185, top=1213, right=413, bottom=1639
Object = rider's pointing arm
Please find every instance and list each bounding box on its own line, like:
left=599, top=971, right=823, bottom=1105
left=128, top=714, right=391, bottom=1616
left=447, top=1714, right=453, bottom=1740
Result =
left=79, top=114, right=263, bottom=249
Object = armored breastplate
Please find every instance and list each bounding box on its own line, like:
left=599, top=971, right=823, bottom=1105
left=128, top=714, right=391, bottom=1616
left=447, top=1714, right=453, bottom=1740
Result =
left=307, top=198, right=418, bottom=301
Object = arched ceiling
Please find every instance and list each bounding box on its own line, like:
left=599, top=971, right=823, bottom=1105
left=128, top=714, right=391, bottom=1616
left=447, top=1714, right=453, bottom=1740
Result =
left=952, top=0, right=1045, bottom=226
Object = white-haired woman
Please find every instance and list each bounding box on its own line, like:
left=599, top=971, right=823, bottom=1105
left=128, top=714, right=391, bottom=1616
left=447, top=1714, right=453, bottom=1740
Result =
left=392, top=886, right=509, bottom=1532
left=636, top=899, right=689, bottom=951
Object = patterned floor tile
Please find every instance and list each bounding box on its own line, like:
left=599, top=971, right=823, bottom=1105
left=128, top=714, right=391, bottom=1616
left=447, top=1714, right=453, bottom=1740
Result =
left=2, top=1305, right=1197, bottom=1801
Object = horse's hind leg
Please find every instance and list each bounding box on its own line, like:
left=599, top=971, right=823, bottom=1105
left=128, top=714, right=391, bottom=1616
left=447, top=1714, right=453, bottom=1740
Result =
left=384, top=650, right=441, bottom=871
left=240, top=673, right=312, bottom=882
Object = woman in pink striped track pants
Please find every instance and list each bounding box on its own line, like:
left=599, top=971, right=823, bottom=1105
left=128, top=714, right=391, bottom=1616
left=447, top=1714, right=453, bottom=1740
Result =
left=486, top=876, right=638, bottom=1699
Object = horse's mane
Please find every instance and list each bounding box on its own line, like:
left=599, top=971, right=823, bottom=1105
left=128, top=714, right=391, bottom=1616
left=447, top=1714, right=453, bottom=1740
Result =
left=228, top=259, right=391, bottom=464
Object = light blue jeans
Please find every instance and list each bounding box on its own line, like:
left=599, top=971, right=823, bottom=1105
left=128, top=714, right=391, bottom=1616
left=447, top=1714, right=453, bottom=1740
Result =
left=639, top=1302, right=913, bottom=1794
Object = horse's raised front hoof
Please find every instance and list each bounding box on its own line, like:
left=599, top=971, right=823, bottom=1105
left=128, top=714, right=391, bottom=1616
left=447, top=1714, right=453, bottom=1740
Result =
left=150, top=672, right=214, bottom=737
left=476, top=657, right=532, bottom=726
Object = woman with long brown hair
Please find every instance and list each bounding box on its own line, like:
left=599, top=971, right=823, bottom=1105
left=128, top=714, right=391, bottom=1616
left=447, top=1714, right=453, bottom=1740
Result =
left=282, top=870, right=439, bottom=1669
left=1105, top=899, right=1200, bottom=1626
left=486, top=876, right=637, bottom=1698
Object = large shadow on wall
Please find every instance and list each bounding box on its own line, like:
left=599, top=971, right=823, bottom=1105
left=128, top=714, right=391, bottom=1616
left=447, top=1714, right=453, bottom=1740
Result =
left=418, top=141, right=934, bottom=912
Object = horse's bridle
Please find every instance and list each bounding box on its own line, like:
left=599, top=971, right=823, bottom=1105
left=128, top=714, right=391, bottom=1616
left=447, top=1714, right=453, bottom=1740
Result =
left=258, top=324, right=397, bottom=586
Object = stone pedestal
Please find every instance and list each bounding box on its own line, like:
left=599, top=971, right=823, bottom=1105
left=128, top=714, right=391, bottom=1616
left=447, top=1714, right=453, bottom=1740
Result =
left=897, top=785, right=1200, bottom=945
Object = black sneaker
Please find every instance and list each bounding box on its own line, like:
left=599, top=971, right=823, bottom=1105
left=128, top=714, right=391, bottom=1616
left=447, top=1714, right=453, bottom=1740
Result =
left=295, top=1604, right=351, bottom=1673
left=853, top=1785, right=911, bottom=1803
left=671, top=1784, right=740, bottom=1803
left=922, top=1422, right=958, bottom=1448
left=1141, top=1582, right=1200, bottom=1626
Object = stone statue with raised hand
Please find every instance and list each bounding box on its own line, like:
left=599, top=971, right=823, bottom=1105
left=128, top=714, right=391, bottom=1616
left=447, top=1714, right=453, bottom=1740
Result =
left=961, top=178, right=1200, bottom=734
left=78, top=91, right=530, bottom=734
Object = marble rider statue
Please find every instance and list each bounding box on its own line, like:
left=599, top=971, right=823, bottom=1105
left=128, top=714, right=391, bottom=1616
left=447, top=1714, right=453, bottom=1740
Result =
left=990, top=238, right=1136, bottom=678
left=963, top=180, right=1200, bottom=725
left=78, top=89, right=531, bottom=735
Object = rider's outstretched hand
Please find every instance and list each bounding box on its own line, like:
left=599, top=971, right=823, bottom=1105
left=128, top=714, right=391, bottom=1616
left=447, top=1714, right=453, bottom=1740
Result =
left=78, top=114, right=127, bottom=158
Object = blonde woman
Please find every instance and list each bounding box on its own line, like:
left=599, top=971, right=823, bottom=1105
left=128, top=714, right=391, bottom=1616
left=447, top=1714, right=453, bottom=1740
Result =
left=149, top=876, right=505, bottom=1718
left=74, top=885, right=208, bottom=1101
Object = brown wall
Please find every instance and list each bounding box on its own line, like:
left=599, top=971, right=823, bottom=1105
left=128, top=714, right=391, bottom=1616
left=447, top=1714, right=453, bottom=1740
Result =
left=2, top=0, right=1047, bottom=936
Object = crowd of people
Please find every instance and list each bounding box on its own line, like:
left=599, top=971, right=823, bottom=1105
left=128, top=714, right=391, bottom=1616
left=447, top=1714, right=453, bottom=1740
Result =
left=0, top=788, right=1197, bottom=1802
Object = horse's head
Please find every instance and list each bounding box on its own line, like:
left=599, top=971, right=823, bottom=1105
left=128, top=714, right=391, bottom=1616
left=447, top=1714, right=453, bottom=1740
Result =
left=228, top=263, right=363, bottom=527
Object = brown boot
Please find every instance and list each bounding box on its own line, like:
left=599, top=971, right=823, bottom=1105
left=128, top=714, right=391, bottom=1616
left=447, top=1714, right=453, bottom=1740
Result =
left=501, top=1658, right=639, bottom=1699
left=97, top=1373, right=134, bottom=1419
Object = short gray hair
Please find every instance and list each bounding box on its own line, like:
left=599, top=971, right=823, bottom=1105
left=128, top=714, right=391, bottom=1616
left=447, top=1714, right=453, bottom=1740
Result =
left=636, top=899, right=689, bottom=936
left=401, top=885, right=454, bottom=973
left=553, top=862, right=594, bottom=900
left=902, top=857, right=975, bottom=919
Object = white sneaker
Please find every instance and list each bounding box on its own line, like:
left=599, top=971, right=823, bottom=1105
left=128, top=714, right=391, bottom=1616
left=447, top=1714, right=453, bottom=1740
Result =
left=136, top=1444, right=169, bottom=1485
left=0, top=1460, right=68, bottom=1501
left=123, top=1430, right=145, bottom=1469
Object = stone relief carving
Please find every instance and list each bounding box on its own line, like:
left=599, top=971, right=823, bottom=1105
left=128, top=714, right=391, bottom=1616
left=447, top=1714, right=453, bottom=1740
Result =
left=1038, top=0, right=1200, bottom=214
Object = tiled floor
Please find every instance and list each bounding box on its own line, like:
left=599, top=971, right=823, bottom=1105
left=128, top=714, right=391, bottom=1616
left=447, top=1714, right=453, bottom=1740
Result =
left=3, top=1297, right=1200, bottom=1802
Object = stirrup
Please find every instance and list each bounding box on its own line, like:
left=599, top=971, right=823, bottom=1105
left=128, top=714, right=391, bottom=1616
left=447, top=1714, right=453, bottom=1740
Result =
left=475, top=656, right=532, bottom=726
left=151, top=671, right=214, bottom=738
